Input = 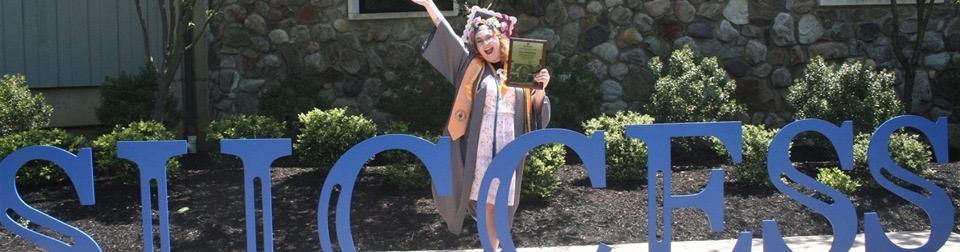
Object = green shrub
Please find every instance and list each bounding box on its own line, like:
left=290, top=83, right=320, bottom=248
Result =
left=788, top=56, right=901, bottom=133
left=852, top=132, right=932, bottom=177
left=295, top=108, right=377, bottom=172
left=378, top=62, right=455, bottom=133
left=382, top=130, right=441, bottom=191
left=522, top=144, right=566, bottom=200
left=0, top=74, right=53, bottom=135
left=93, top=121, right=179, bottom=184
left=644, top=45, right=744, bottom=123
left=206, top=114, right=286, bottom=167
left=96, top=67, right=178, bottom=128
left=714, top=125, right=777, bottom=186
left=259, top=74, right=331, bottom=130
left=583, top=111, right=654, bottom=182
left=546, top=55, right=602, bottom=131
left=0, top=129, right=85, bottom=185
left=206, top=114, right=286, bottom=142
left=816, top=167, right=861, bottom=195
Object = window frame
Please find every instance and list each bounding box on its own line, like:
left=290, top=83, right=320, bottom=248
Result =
left=819, top=0, right=944, bottom=6
left=347, top=0, right=460, bottom=20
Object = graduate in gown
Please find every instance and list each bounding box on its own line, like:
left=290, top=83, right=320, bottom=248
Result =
left=412, top=0, right=553, bottom=249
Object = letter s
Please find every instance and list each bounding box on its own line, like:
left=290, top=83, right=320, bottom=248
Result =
left=0, top=146, right=100, bottom=251
left=864, top=116, right=952, bottom=251
left=764, top=119, right=856, bottom=252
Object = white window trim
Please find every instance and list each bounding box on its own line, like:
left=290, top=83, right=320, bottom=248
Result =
left=348, top=0, right=460, bottom=20
left=819, top=0, right=944, bottom=6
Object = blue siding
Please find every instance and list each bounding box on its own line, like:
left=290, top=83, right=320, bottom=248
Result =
left=1, top=1, right=25, bottom=75
left=0, top=2, right=5, bottom=73
left=0, top=0, right=163, bottom=88
left=24, top=0, right=60, bottom=88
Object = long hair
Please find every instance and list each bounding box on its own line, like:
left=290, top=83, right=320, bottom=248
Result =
left=494, top=28, right=510, bottom=64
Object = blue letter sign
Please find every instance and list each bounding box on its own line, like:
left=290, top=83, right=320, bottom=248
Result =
left=0, top=116, right=954, bottom=252
left=117, top=141, right=187, bottom=252
left=0, top=146, right=100, bottom=251
left=222, top=139, right=292, bottom=252
left=765, top=119, right=857, bottom=252
left=317, top=134, right=453, bottom=252
left=626, top=122, right=742, bottom=252
left=864, top=116, right=953, bottom=251
left=476, top=129, right=607, bottom=251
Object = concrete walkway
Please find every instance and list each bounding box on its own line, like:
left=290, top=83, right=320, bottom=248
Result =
left=391, top=231, right=960, bottom=251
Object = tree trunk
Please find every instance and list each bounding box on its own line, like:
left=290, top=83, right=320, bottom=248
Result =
left=153, top=76, right=171, bottom=122
left=890, top=0, right=934, bottom=114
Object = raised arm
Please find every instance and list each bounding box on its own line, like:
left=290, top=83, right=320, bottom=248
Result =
left=415, top=0, right=471, bottom=87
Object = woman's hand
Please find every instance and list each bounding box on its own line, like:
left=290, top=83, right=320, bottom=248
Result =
left=411, top=0, right=434, bottom=8
left=411, top=0, right=442, bottom=25
left=534, top=68, right=550, bottom=90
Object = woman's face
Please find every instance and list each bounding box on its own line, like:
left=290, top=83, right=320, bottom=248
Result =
left=474, top=28, right=502, bottom=63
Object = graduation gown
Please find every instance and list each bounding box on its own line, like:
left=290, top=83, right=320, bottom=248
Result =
left=421, top=18, right=551, bottom=234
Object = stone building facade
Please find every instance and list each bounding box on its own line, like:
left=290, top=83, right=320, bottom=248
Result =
left=208, top=0, right=959, bottom=128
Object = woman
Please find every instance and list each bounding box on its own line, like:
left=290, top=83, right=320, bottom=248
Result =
left=412, top=0, right=552, bottom=249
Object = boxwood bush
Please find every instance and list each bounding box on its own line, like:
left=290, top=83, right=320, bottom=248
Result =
left=0, top=129, right=85, bottom=185
left=644, top=45, right=744, bottom=123
left=787, top=56, right=901, bottom=133
left=295, top=108, right=377, bottom=173
left=0, top=74, right=53, bottom=135
left=853, top=132, right=933, bottom=176
left=810, top=132, right=931, bottom=193
left=93, top=121, right=179, bottom=184
left=206, top=114, right=287, bottom=166
left=816, top=167, right=861, bottom=195
left=206, top=114, right=286, bottom=142
left=522, top=143, right=566, bottom=200
left=712, top=124, right=778, bottom=186
left=583, top=111, right=654, bottom=182
left=644, top=45, right=745, bottom=157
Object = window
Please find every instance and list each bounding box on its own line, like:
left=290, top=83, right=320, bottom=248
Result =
left=819, top=0, right=943, bottom=6
left=348, top=0, right=459, bottom=20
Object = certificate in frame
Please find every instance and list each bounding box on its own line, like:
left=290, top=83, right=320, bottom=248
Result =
left=506, top=38, right=547, bottom=89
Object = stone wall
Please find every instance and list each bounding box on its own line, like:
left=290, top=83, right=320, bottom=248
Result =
left=209, top=0, right=959, bottom=128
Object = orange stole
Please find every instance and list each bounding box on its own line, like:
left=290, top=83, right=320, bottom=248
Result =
left=447, top=58, right=536, bottom=140
left=447, top=58, right=485, bottom=141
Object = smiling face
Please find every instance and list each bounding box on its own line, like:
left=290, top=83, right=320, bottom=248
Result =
left=474, top=26, right=503, bottom=63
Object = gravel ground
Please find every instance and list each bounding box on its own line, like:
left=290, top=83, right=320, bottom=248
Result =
left=1, top=156, right=958, bottom=251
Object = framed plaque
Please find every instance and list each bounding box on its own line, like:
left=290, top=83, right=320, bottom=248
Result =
left=506, top=38, right=547, bottom=89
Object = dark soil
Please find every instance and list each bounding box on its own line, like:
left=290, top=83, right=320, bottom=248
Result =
left=2, top=155, right=959, bottom=251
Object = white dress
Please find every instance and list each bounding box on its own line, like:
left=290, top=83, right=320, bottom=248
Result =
left=469, top=70, right=519, bottom=206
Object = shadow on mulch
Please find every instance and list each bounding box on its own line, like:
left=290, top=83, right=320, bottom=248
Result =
left=1, top=153, right=959, bottom=251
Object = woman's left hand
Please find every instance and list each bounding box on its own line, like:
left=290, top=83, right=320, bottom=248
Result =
left=534, top=68, right=550, bottom=90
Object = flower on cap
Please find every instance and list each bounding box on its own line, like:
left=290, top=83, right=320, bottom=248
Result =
left=461, top=6, right=517, bottom=46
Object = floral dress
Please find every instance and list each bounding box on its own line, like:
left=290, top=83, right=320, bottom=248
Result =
left=469, top=68, right=519, bottom=206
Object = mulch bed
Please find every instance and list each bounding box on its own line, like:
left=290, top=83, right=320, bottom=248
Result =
left=2, top=154, right=959, bottom=251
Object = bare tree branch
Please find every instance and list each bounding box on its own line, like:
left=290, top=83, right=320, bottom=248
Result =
left=186, top=0, right=226, bottom=50
left=167, top=0, right=177, bottom=58
left=135, top=0, right=157, bottom=72
left=138, top=0, right=225, bottom=121
left=910, top=0, right=933, bottom=68
left=158, top=0, right=169, bottom=60
left=889, top=0, right=938, bottom=114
